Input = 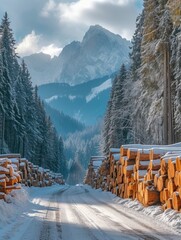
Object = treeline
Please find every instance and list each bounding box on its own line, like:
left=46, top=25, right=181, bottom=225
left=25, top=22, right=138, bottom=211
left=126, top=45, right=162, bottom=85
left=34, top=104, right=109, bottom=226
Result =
left=101, top=0, right=181, bottom=155
left=0, top=13, right=67, bottom=176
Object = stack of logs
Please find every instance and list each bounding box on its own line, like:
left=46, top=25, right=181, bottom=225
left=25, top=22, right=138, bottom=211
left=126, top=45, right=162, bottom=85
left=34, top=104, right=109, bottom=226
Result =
left=85, top=144, right=181, bottom=212
left=0, top=154, right=64, bottom=201
left=84, top=156, right=107, bottom=189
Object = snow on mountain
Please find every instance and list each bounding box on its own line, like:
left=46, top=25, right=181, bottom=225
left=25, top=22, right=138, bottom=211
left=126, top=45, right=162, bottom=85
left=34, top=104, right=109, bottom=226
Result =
left=24, top=25, right=130, bottom=86
left=86, top=78, right=112, bottom=103
left=45, top=95, right=59, bottom=104
left=69, top=95, right=76, bottom=100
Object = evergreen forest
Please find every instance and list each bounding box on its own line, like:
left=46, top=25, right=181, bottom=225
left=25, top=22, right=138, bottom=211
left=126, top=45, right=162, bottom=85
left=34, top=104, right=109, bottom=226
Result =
left=101, top=0, right=181, bottom=155
left=0, top=13, right=67, bottom=177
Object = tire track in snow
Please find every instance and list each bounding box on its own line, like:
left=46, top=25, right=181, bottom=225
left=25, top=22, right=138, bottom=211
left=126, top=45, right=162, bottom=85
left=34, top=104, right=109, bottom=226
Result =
left=55, top=193, right=62, bottom=240
left=39, top=202, right=51, bottom=240
left=39, top=188, right=68, bottom=240
left=63, top=188, right=100, bottom=240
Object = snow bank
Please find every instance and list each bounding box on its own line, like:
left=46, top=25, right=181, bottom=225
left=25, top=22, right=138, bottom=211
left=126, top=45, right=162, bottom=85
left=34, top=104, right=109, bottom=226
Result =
left=115, top=196, right=181, bottom=233
left=0, top=188, right=28, bottom=226
left=0, top=184, right=67, bottom=228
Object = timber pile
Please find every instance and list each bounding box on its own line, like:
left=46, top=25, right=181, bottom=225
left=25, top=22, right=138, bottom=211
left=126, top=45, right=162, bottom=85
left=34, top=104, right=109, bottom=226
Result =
left=0, top=154, right=22, bottom=200
left=86, top=143, right=181, bottom=212
left=0, top=154, right=64, bottom=202
left=84, top=156, right=107, bottom=189
left=154, top=152, right=181, bottom=211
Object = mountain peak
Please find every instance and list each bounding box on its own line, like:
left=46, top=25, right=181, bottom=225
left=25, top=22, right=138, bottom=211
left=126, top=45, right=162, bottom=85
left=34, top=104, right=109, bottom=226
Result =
left=82, top=24, right=125, bottom=45
left=24, top=25, right=130, bottom=86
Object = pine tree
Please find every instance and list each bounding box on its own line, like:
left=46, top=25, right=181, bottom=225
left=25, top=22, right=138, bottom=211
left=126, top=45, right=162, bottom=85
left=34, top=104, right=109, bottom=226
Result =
left=59, top=137, right=68, bottom=178
left=130, top=11, right=144, bottom=81
left=109, top=64, right=128, bottom=148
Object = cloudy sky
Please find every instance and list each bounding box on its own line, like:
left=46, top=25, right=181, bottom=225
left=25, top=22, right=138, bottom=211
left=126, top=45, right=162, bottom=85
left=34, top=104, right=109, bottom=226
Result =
left=0, top=0, right=143, bottom=57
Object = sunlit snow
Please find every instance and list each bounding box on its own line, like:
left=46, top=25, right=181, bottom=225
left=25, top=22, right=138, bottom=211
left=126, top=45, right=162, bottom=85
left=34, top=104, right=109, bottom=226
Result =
left=86, top=78, right=112, bottom=102
left=45, top=95, right=59, bottom=103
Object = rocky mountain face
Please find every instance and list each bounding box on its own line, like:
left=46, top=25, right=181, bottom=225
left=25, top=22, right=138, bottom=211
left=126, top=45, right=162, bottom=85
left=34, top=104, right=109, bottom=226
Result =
left=24, top=25, right=130, bottom=86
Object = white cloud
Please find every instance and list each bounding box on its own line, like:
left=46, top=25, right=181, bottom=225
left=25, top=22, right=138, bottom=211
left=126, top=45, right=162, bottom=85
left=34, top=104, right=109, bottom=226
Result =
left=16, top=31, right=61, bottom=57
left=16, top=31, right=41, bottom=57
left=40, top=44, right=62, bottom=58
left=41, top=0, right=139, bottom=40
left=13, top=0, right=142, bottom=57
left=41, top=0, right=57, bottom=17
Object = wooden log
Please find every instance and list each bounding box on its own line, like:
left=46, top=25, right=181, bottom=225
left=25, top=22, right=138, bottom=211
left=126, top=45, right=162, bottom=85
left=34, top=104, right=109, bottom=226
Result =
left=172, top=192, right=181, bottom=211
left=124, top=158, right=135, bottom=166
left=176, top=157, right=181, bottom=171
left=160, top=155, right=180, bottom=175
left=120, top=156, right=128, bottom=165
left=138, top=181, right=143, bottom=193
left=127, top=183, right=133, bottom=198
left=144, top=186, right=160, bottom=206
left=123, top=165, right=134, bottom=177
left=148, top=159, right=160, bottom=171
left=166, top=198, right=173, bottom=209
left=149, top=170, right=158, bottom=181
left=163, top=188, right=169, bottom=201
left=6, top=176, right=18, bottom=186
left=117, top=174, right=123, bottom=184
left=145, top=170, right=151, bottom=181
left=127, top=148, right=138, bottom=160
left=157, top=175, right=167, bottom=192
left=167, top=179, right=177, bottom=196
left=136, top=160, right=150, bottom=171
left=179, top=188, right=181, bottom=199
left=160, top=190, right=165, bottom=204
left=174, top=171, right=180, bottom=187
left=137, top=149, right=150, bottom=161
left=168, top=159, right=176, bottom=179
left=149, top=149, right=166, bottom=160
left=118, top=165, right=123, bottom=178
left=136, top=192, right=143, bottom=203
left=154, top=173, right=160, bottom=188
left=179, top=172, right=181, bottom=188
left=7, top=165, right=14, bottom=177
left=124, top=176, right=132, bottom=184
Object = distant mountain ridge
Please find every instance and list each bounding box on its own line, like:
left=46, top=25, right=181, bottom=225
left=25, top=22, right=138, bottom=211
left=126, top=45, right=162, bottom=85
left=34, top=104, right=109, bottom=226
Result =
left=44, top=103, right=85, bottom=136
left=24, top=25, right=130, bottom=86
left=38, top=75, right=113, bottom=125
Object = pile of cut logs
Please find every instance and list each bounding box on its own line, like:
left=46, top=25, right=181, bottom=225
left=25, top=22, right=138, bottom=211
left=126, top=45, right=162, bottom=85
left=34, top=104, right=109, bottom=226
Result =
left=0, top=154, right=64, bottom=201
left=85, top=143, right=181, bottom=212
left=84, top=156, right=107, bottom=189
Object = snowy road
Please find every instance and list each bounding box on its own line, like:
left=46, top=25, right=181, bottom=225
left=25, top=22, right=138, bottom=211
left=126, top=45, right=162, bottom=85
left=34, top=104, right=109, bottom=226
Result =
left=0, top=185, right=180, bottom=240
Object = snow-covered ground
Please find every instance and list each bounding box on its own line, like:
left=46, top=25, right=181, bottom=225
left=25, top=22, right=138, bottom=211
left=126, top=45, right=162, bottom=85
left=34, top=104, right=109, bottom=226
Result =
left=0, top=184, right=180, bottom=240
